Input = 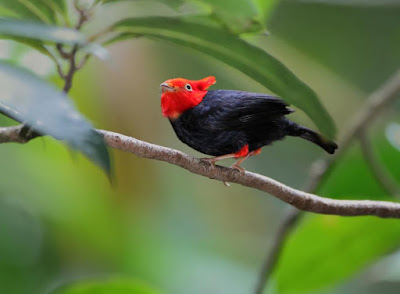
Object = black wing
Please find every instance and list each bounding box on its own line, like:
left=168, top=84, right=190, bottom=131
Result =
left=196, top=90, right=293, bottom=131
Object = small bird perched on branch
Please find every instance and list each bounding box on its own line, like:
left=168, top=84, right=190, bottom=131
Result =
left=160, top=76, right=337, bottom=172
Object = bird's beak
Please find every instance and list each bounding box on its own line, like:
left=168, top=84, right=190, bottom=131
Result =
left=160, top=82, right=176, bottom=93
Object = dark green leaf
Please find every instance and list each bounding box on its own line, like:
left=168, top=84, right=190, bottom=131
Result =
left=0, top=18, right=86, bottom=45
left=275, top=215, right=400, bottom=293
left=53, top=278, right=162, bottom=294
left=0, top=62, right=110, bottom=175
left=113, top=16, right=336, bottom=138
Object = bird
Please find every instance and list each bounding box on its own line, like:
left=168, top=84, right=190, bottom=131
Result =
left=160, top=76, right=337, bottom=172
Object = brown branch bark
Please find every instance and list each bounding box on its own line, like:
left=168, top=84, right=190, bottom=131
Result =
left=98, top=130, right=400, bottom=217
left=2, top=127, right=400, bottom=217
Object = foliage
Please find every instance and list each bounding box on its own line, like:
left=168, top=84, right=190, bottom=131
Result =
left=0, top=1, right=399, bottom=294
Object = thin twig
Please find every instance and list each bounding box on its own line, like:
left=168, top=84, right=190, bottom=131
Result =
left=254, top=69, right=400, bottom=294
left=359, top=131, right=400, bottom=198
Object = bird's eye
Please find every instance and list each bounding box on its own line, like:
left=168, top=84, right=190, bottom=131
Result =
left=185, top=84, right=192, bottom=91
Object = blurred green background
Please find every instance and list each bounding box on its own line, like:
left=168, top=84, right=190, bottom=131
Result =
left=1, top=0, right=400, bottom=293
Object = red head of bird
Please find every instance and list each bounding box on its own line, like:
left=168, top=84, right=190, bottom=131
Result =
left=160, top=76, right=216, bottom=119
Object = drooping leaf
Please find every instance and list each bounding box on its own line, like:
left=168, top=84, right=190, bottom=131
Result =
left=0, top=18, right=86, bottom=45
left=0, top=62, right=110, bottom=175
left=113, top=16, right=336, bottom=138
left=275, top=215, right=400, bottom=293
left=53, top=278, right=162, bottom=294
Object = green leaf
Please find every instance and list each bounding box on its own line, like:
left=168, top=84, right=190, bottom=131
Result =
left=275, top=215, right=400, bottom=293
left=113, top=16, right=336, bottom=138
left=0, top=0, right=55, bottom=23
left=0, top=62, right=111, bottom=175
left=252, top=0, right=280, bottom=24
left=53, top=278, right=162, bottom=294
left=193, top=0, right=263, bottom=34
left=0, top=18, right=86, bottom=45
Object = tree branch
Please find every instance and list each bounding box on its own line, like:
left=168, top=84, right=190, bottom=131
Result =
left=100, top=129, right=400, bottom=217
left=2, top=126, right=400, bottom=217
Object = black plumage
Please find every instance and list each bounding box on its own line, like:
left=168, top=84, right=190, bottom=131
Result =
left=169, top=90, right=337, bottom=156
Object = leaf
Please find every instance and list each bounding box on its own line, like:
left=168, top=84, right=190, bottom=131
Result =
left=0, top=35, right=53, bottom=59
left=0, top=62, right=110, bottom=175
left=193, top=0, right=263, bottom=34
left=275, top=215, right=400, bottom=293
left=252, top=0, right=280, bottom=24
left=113, top=16, right=336, bottom=138
left=0, top=18, right=86, bottom=45
left=0, top=0, right=55, bottom=23
left=53, top=278, right=162, bottom=294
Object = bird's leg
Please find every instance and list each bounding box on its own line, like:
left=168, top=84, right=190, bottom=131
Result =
left=201, top=153, right=236, bottom=169
left=231, top=148, right=262, bottom=174
left=202, top=154, right=236, bottom=187
left=231, top=156, right=250, bottom=173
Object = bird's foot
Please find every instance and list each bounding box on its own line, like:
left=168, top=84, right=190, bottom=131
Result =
left=231, top=163, right=246, bottom=174
left=201, top=157, right=217, bottom=170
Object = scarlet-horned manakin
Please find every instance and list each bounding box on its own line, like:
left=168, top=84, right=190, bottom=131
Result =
left=160, top=76, right=338, bottom=172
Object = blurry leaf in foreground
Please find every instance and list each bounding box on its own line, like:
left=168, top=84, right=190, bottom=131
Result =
left=0, top=61, right=110, bottom=175
left=0, top=18, right=86, bottom=45
left=83, top=43, right=111, bottom=60
left=385, top=123, right=400, bottom=152
left=275, top=215, right=400, bottom=293
left=113, top=16, right=336, bottom=138
left=53, top=278, right=162, bottom=294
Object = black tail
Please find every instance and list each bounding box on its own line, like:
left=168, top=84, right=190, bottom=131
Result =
left=288, top=123, right=338, bottom=154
